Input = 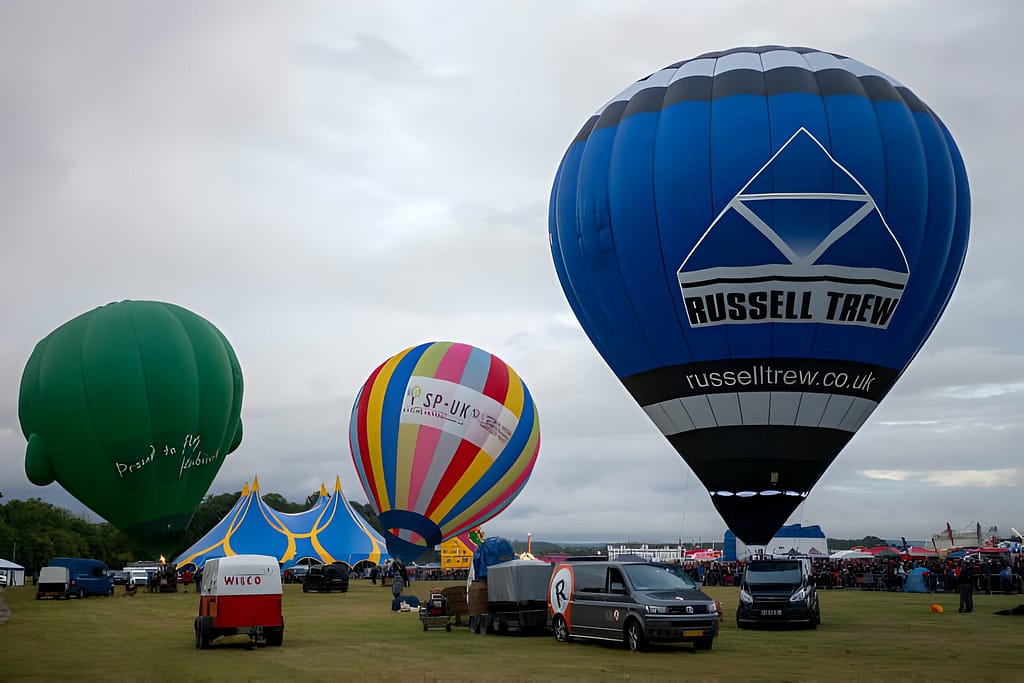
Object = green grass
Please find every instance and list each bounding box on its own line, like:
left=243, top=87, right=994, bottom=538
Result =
left=1, top=581, right=1020, bottom=681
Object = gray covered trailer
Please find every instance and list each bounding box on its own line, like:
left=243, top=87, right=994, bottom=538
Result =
left=482, top=560, right=554, bottom=634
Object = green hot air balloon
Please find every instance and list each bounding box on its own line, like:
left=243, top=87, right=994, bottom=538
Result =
left=18, top=300, right=244, bottom=538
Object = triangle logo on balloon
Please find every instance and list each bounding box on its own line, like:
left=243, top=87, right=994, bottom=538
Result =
left=677, top=127, right=910, bottom=330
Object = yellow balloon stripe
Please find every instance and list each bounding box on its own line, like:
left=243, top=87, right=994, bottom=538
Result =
left=367, top=348, right=414, bottom=511
left=444, top=411, right=540, bottom=531
left=392, top=344, right=447, bottom=510
left=503, top=366, right=526, bottom=418
left=393, top=422, right=419, bottom=510
left=431, top=449, right=494, bottom=522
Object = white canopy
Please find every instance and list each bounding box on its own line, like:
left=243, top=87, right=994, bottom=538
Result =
left=0, top=558, right=27, bottom=586
left=829, top=550, right=874, bottom=560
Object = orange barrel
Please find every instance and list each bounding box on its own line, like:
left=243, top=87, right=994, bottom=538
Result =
left=468, top=580, right=489, bottom=616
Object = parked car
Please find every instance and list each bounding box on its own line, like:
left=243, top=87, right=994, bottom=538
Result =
left=110, top=570, right=129, bottom=585
left=49, top=557, right=114, bottom=598
left=736, top=558, right=820, bottom=629
left=302, top=562, right=350, bottom=593
left=548, top=559, right=719, bottom=652
left=283, top=565, right=312, bottom=584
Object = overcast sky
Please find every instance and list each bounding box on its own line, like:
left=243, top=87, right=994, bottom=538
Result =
left=2, top=1, right=1021, bottom=546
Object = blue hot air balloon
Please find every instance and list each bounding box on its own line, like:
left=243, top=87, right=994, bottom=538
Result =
left=549, top=46, right=970, bottom=544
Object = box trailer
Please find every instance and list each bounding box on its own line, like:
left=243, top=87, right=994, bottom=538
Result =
left=36, top=566, right=71, bottom=600
left=195, top=555, right=283, bottom=648
left=483, top=560, right=554, bottom=634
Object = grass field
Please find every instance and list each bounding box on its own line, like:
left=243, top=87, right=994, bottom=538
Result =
left=1, top=579, right=1020, bottom=681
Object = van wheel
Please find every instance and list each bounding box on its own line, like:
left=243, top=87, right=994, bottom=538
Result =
left=625, top=619, right=646, bottom=652
left=77, top=588, right=85, bottom=599
left=552, top=615, right=572, bottom=642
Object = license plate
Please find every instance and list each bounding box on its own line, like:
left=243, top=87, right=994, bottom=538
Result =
left=683, top=630, right=704, bottom=637
left=760, top=609, right=782, bottom=616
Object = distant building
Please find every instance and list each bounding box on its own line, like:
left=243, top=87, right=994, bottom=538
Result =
left=930, top=522, right=998, bottom=551
left=441, top=528, right=482, bottom=570
left=607, top=544, right=685, bottom=563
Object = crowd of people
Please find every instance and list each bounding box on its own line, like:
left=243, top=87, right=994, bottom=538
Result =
left=682, top=554, right=1024, bottom=594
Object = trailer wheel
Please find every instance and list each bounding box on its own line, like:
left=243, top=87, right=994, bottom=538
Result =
left=195, top=616, right=211, bottom=649
left=265, top=625, right=284, bottom=647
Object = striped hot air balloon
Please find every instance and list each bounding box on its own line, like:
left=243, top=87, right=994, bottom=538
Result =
left=549, top=46, right=970, bottom=545
left=349, top=342, right=540, bottom=563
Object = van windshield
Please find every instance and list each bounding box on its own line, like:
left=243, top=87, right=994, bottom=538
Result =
left=623, top=564, right=698, bottom=591
left=745, top=561, right=802, bottom=584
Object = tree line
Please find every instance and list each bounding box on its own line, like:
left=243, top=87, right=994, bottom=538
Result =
left=1, top=489, right=893, bottom=572
left=0, top=490, right=388, bottom=573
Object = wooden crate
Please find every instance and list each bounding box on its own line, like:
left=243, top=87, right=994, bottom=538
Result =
left=443, top=586, right=470, bottom=625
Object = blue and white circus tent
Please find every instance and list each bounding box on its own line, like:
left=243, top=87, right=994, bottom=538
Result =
left=173, top=475, right=389, bottom=570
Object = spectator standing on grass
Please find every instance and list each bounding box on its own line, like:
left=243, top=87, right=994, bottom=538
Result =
left=958, top=561, right=975, bottom=613
left=391, top=560, right=406, bottom=600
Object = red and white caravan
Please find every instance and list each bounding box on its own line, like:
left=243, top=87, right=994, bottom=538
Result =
left=195, top=554, right=283, bottom=648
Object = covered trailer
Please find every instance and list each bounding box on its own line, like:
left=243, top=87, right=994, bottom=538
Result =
left=195, top=554, right=283, bottom=648
left=485, top=560, right=554, bottom=633
left=36, top=566, right=70, bottom=599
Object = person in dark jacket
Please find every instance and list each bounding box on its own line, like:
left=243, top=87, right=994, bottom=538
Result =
left=958, top=562, right=975, bottom=613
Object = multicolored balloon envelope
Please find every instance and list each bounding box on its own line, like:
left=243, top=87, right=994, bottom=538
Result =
left=549, top=46, right=970, bottom=544
left=349, top=342, right=540, bottom=563
left=18, top=300, right=244, bottom=538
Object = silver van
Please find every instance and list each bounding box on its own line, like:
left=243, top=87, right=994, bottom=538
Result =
left=547, top=560, right=720, bottom=652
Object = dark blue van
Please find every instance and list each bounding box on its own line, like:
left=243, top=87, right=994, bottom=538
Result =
left=49, top=557, right=114, bottom=598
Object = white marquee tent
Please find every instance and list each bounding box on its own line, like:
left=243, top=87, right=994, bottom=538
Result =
left=0, top=558, right=26, bottom=586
